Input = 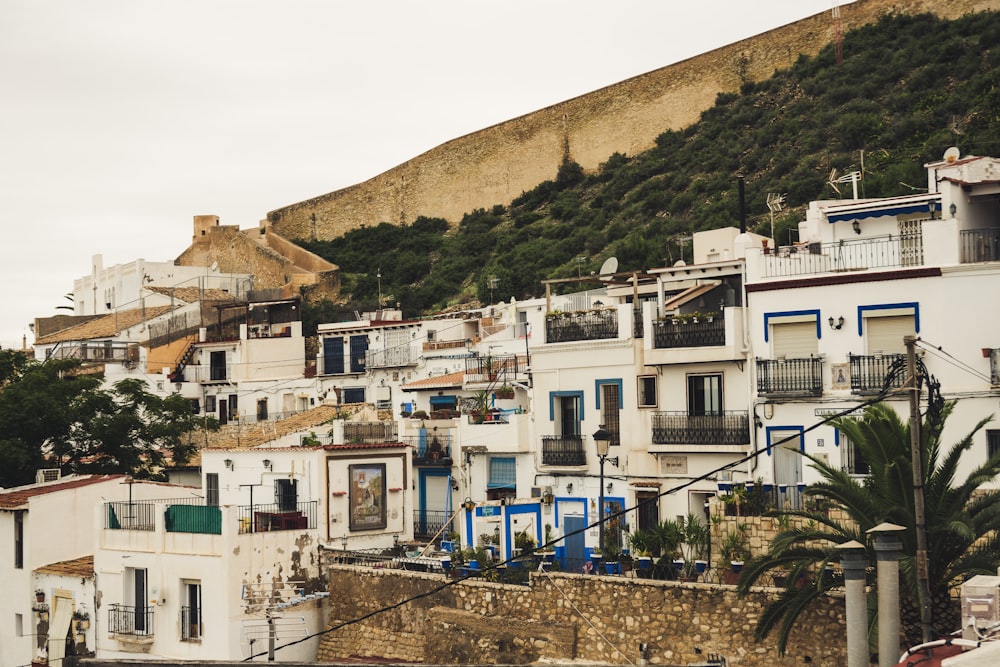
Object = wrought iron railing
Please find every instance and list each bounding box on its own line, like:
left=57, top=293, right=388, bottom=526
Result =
left=756, top=358, right=824, bottom=396
left=541, top=435, right=587, bottom=466
left=105, top=501, right=157, bottom=531
left=652, top=317, right=725, bottom=348
left=545, top=310, right=618, bottom=343
left=414, top=509, right=455, bottom=540
left=758, top=236, right=919, bottom=278
left=45, top=340, right=137, bottom=363
left=961, top=228, right=1000, bottom=263
left=108, top=603, right=154, bottom=636
left=848, top=353, right=905, bottom=394
left=344, top=421, right=397, bottom=444
left=237, top=501, right=317, bottom=534
left=400, top=433, right=453, bottom=464
left=651, top=411, right=750, bottom=445
left=464, top=354, right=523, bottom=383
left=180, top=606, right=202, bottom=640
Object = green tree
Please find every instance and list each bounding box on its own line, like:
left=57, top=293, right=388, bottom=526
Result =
left=0, top=359, right=216, bottom=485
left=737, top=401, right=1000, bottom=653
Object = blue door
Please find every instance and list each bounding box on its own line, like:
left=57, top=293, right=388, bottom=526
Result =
left=563, top=515, right=586, bottom=572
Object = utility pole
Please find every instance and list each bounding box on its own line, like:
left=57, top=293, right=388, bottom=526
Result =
left=905, top=335, right=933, bottom=642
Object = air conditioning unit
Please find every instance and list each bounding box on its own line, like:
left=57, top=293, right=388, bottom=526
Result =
left=961, top=575, right=1000, bottom=640
left=36, top=469, right=61, bottom=484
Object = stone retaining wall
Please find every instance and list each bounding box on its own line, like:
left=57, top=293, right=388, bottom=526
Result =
left=317, top=564, right=848, bottom=666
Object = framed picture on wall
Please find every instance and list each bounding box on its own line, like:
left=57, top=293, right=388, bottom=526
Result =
left=349, top=463, right=387, bottom=531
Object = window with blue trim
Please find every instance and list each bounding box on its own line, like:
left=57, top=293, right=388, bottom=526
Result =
left=487, top=456, right=516, bottom=501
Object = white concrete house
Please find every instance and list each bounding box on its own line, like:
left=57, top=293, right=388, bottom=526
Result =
left=93, top=441, right=411, bottom=662
left=0, top=474, right=202, bottom=667
left=742, top=152, right=1000, bottom=499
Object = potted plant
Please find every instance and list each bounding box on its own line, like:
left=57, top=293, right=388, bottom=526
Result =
left=629, top=529, right=654, bottom=575
left=719, top=526, right=752, bottom=584
left=679, top=513, right=709, bottom=581
left=72, top=608, right=90, bottom=631
left=495, top=385, right=515, bottom=400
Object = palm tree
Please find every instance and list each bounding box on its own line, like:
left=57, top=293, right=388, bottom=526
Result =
left=737, top=401, right=1000, bottom=654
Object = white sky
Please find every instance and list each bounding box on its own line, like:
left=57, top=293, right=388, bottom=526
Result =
left=0, top=1, right=848, bottom=349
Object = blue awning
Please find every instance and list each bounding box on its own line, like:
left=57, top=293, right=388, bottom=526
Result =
left=827, top=201, right=939, bottom=223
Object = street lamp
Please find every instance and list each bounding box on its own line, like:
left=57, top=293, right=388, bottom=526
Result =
left=593, top=426, right=618, bottom=555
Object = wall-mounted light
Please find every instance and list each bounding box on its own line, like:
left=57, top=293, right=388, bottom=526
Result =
left=828, top=316, right=845, bottom=330
left=852, top=220, right=861, bottom=235
left=262, top=459, right=272, bottom=471
left=541, top=489, right=554, bottom=505
left=224, top=459, right=233, bottom=470
left=950, top=203, right=958, bottom=218
left=606, top=482, right=614, bottom=495
left=566, top=483, right=574, bottom=495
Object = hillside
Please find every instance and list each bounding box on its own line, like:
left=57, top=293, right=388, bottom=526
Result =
left=297, top=12, right=1000, bottom=324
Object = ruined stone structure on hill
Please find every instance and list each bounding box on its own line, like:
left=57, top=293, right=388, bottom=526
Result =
left=267, top=0, right=998, bottom=244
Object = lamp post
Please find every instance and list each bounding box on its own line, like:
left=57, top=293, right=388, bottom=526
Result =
left=592, top=426, right=618, bottom=556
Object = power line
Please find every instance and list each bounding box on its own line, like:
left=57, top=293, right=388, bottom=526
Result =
left=248, top=374, right=903, bottom=660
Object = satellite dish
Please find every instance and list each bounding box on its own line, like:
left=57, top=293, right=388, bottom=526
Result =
left=598, top=257, right=618, bottom=278
left=943, top=146, right=960, bottom=164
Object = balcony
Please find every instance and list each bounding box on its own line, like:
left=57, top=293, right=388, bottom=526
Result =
left=848, top=353, right=906, bottom=394
left=652, top=316, right=725, bottom=349
left=108, top=603, right=154, bottom=637
left=541, top=435, right=587, bottom=466
left=366, top=346, right=416, bottom=369
left=991, top=349, right=1000, bottom=386
left=757, top=235, right=922, bottom=279
left=104, top=499, right=317, bottom=535
left=756, top=357, right=824, bottom=396
left=344, top=421, right=398, bottom=444
left=464, top=353, right=523, bottom=384
left=651, top=411, right=750, bottom=446
left=961, top=228, right=1000, bottom=263
left=400, top=433, right=453, bottom=466
left=545, top=309, right=618, bottom=344
left=45, top=340, right=139, bottom=365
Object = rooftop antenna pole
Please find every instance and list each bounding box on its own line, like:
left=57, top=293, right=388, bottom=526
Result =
left=766, top=193, right=786, bottom=241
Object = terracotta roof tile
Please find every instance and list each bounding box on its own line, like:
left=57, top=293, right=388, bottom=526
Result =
left=35, top=305, right=177, bottom=345
left=0, top=475, right=125, bottom=509
left=146, top=286, right=238, bottom=303
left=402, top=370, right=465, bottom=391
left=35, top=555, right=94, bottom=578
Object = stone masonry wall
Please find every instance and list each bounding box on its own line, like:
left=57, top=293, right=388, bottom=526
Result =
left=317, top=564, right=848, bottom=666
left=268, top=0, right=999, bottom=243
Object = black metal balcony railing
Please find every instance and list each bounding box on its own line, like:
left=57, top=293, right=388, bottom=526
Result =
left=652, top=317, right=725, bottom=349
left=237, top=501, right=317, bottom=534
left=961, top=228, right=1000, bottom=263
left=108, top=603, right=154, bottom=636
left=756, top=357, right=824, bottom=396
left=105, top=501, right=157, bottom=531
left=545, top=310, right=618, bottom=344
left=464, top=354, right=523, bottom=383
left=414, top=509, right=453, bottom=540
left=400, top=433, right=453, bottom=465
left=848, top=353, right=906, bottom=394
left=180, top=606, right=202, bottom=640
left=651, top=411, right=750, bottom=445
left=541, top=435, right=587, bottom=466
left=344, top=421, right=398, bottom=444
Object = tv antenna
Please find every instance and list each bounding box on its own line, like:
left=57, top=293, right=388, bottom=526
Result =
left=828, top=168, right=862, bottom=199
left=766, top=193, right=786, bottom=241
left=673, top=236, right=692, bottom=266
left=487, top=275, right=499, bottom=306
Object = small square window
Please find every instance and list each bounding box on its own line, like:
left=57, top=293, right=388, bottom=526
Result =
left=638, top=376, right=657, bottom=408
left=987, top=430, right=1000, bottom=460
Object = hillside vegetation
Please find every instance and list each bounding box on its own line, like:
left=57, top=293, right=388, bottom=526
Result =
left=298, top=12, right=1000, bottom=323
